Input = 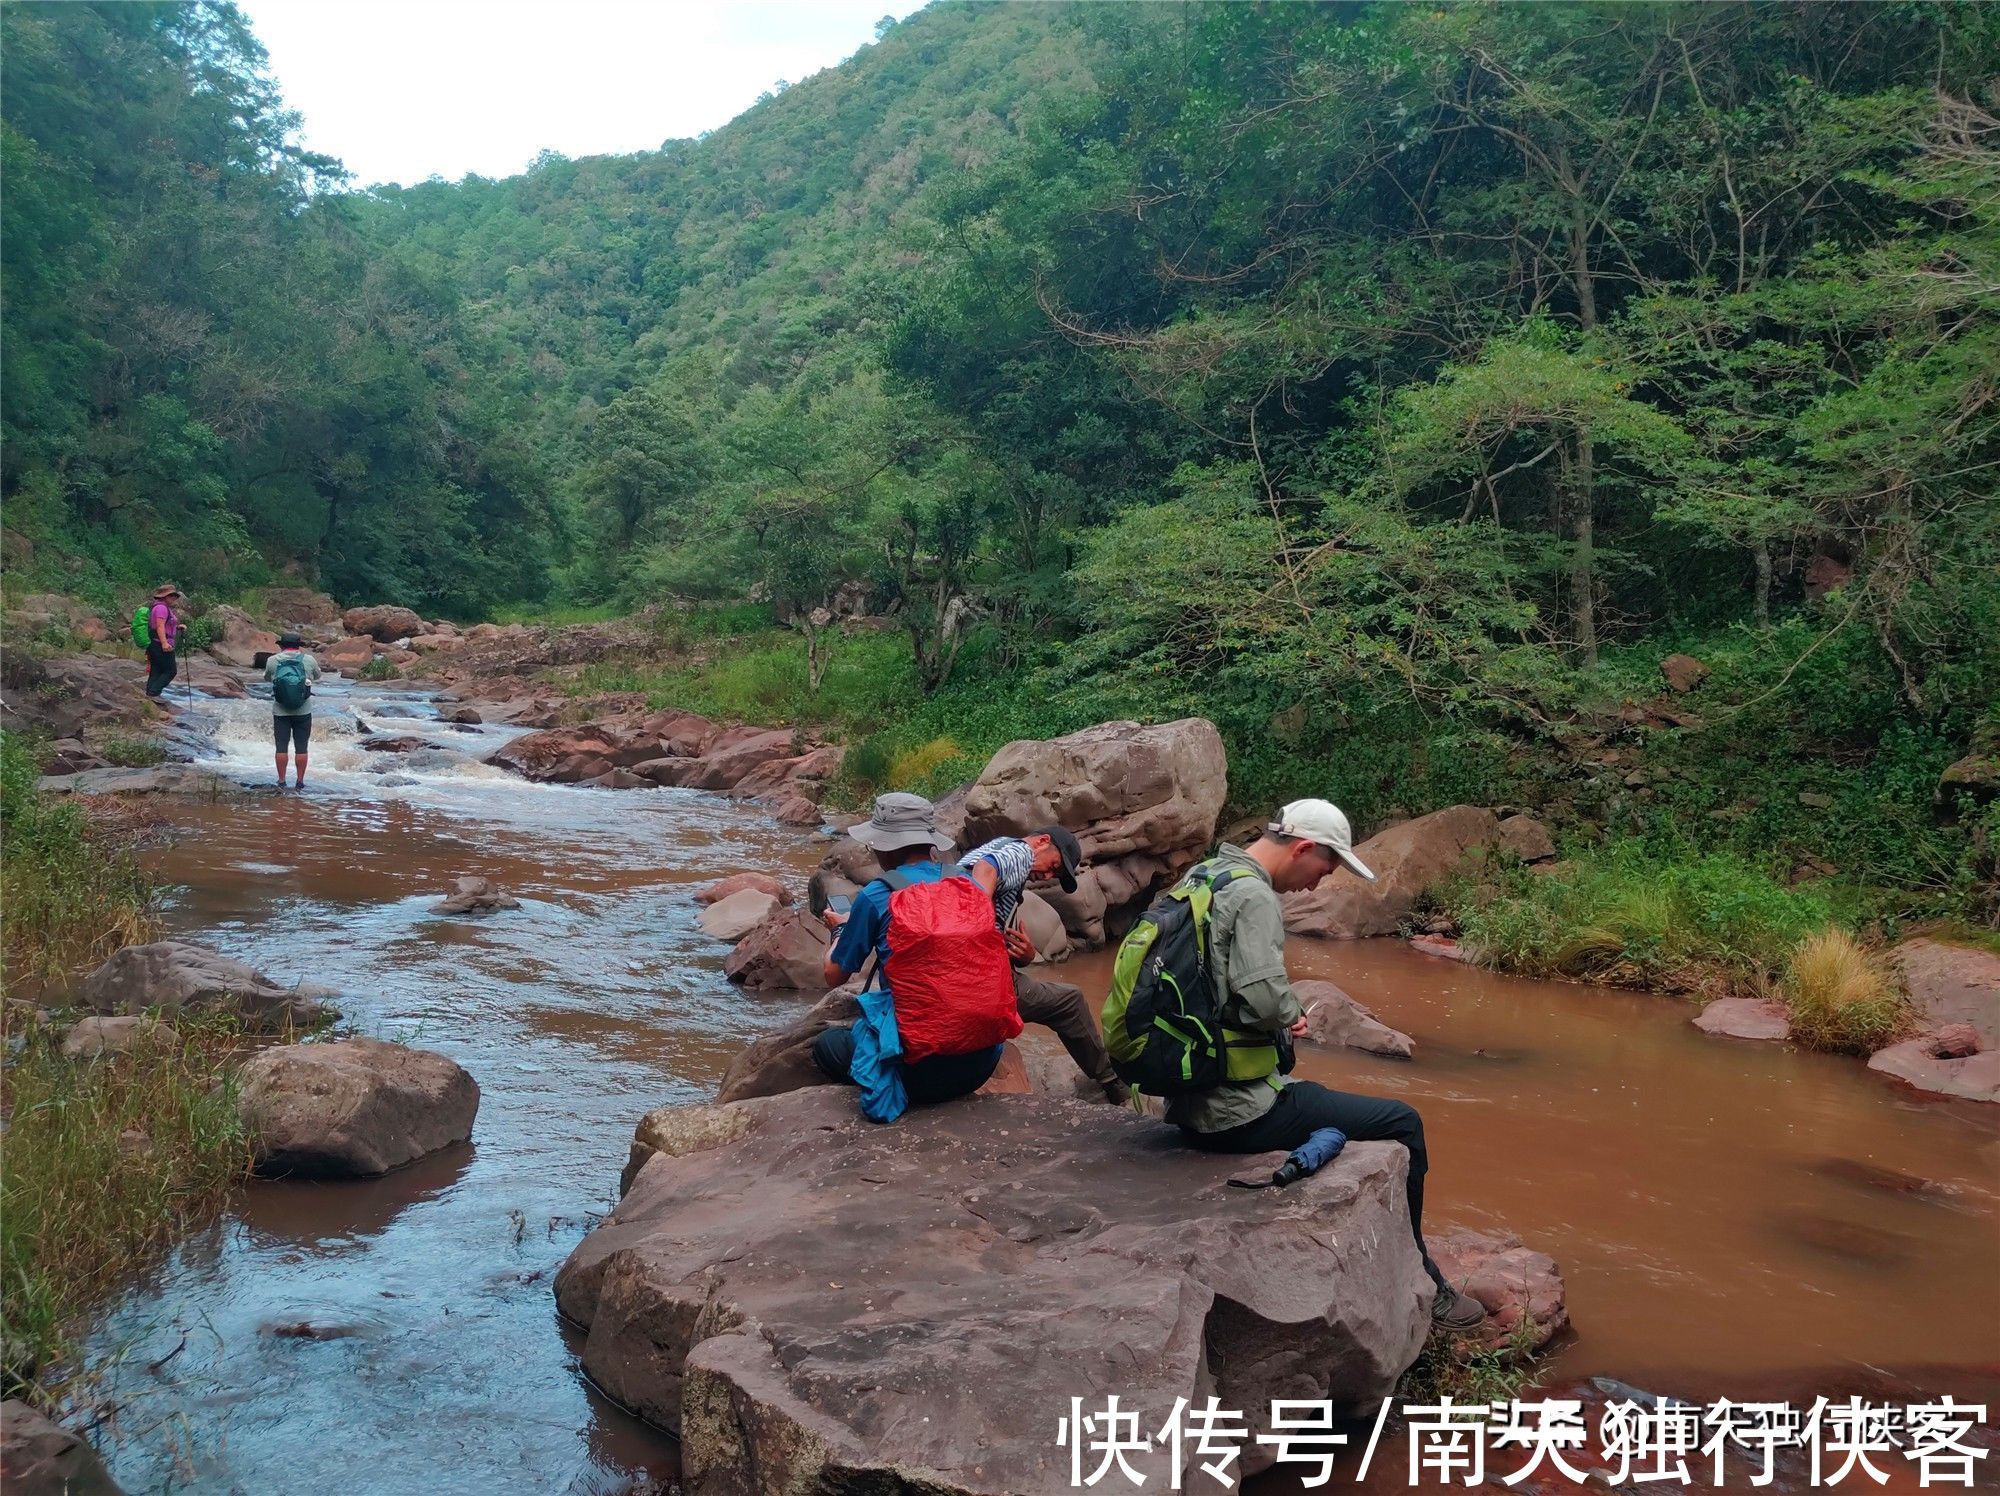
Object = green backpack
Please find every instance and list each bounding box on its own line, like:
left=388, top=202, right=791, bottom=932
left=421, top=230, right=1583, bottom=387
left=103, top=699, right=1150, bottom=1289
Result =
left=1101, top=861, right=1283, bottom=1096
left=129, top=605, right=151, bottom=650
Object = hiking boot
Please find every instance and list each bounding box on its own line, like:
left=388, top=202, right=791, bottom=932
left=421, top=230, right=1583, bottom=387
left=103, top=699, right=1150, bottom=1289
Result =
left=1103, top=1080, right=1133, bottom=1107
left=1431, top=1284, right=1488, bottom=1332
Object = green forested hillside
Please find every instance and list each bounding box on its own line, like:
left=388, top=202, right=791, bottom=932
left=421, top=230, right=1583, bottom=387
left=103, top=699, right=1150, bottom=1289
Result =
left=4, top=1, right=1996, bottom=914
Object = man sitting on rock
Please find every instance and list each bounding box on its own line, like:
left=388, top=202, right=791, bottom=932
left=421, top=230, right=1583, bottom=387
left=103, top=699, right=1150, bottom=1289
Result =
left=958, top=827, right=1131, bottom=1106
left=813, top=793, right=1007, bottom=1112
left=1166, top=798, right=1488, bottom=1332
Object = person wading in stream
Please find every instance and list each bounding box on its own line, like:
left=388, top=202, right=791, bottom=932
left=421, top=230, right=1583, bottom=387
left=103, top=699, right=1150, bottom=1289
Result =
left=263, top=631, right=322, bottom=789
left=1109, top=798, right=1489, bottom=1332
left=142, top=583, right=184, bottom=698
left=958, top=827, right=1132, bottom=1106
left=814, top=793, right=1020, bottom=1118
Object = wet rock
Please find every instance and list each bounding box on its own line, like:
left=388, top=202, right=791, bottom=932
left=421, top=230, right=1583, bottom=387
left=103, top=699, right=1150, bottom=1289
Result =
left=965, top=717, right=1227, bottom=864
left=1889, top=939, right=2000, bottom=1051
left=711, top=988, right=860, bottom=1111
left=679, top=728, right=797, bottom=792
left=441, top=705, right=483, bottom=725
left=376, top=774, right=419, bottom=788
left=729, top=745, right=844, bottom=799
left=1, top=650, right=160, bottom=741
left=761, top=790, right=822, bottom=825
left=557, top=1089, right=1431, bottom=1491
left=584, top=768, right=651, bottom=790
left=1867, top=1038, right=2000, bottom=1104
left=1930, top=1022, right=1980, bottom=1059
left=62, top=1015, right=176, bottom=1059
left=342, top=605, right=425, bottom=642
left=488, top=728, right=616, bottom=782
left=321, top=635, right=376, bottom=673
left=432, top=876, right=521, bottom=916
left=1408, top=934, right=1473, bottom=963
left=723, top=910, right=833, bottom=991
left=1772, top=1210, right=1915, bottom=1269
left=1296, top=979, right=1414, bottom=1059
left=38, top=763, right=245, bottom=799
left=238, top=1037, right=479, bottom=1177
left=1428, top=1228, right=1569, bottom=1355
left=81, top=940, right=334, bottom=1029
left=1495, top=813, right=1556, bottom=863
left=0, top=1399, right=122, bottom=1496
left=696, top=872, right=791, bottom=907
left=698, top=889, right=780, bottom=942
left=359, top=734, right=427, bottom=754
left=1812, top=1157, right=1958, bottom=1202
left=200, top=604, right=278, bottom=668
left=1693, top=997, right=1793, bottom=1043
left=405, top=633, right=461, bottom=653
left=818, top=836, right=883, bottom=887
left=1018, top=890, right=1073, bottom=963
left=401, top=747, right=474, bottom=773
left=1659, top=653, right=1709, bottom=693
left=1283, top=806, right=1502, bottom=940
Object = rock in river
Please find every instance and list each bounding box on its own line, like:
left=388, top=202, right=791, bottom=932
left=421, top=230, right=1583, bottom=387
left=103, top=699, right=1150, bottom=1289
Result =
left=432, top=876, right=521, bottom=916
left=556, top=1087, right=1431, bottom=1495
left=722, top=908, right=832, bottom=991
left=1296, top=979, right=1414, bottom=1058
left=238, top=1037, right=479, bottom=1176
left=81, top=940, right=334, bottom=1029
left=0, top=1400, right=122, bottom=1496
left=697, top=888, right=780, bottom=942
left=1693, top=996, right=1793, bottom=1043
left=1283, top=805, right=1501, bottom=940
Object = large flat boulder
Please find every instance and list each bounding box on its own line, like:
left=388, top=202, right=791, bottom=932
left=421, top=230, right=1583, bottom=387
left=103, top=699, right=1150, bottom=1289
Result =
left=321, top=635, right=376, bottom=673
left=342, top=604, right=424, bottom=642
left=710, top=989, right=861, bottom=1112
left=696, top=872, right=792, bottom=907
left=1890, top=939, right=2000, bottom=1051
left=0, top=1400, right=122, bottom=1496
left=0, top=651, right=161, bottom=741
left=1694, top=996, right=1792, bottom=1043
left=81, top=940, right=334, bottom=1029
left=1868, top=1038, right=2000, bottom=1104
left=556, top=1088, right=1431, bottom=1494
left=679, top=728, right=797, bottom=792
left=964, top=717, right=1227, bottom=863
left=698, top=888, right=781, bottom=942
left=1283, top=805, right=1501, bottom=939
left=38, top=764, right=248, bottom=799
left=253, top=587, right=341, bottom=626
left=238, top=1038, right=480, bottom=1176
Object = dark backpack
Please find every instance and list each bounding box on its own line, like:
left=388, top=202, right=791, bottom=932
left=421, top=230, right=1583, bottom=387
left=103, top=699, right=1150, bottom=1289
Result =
left=1100, top=861, right=1281, bottom=1096
left=874, top=868, right=1021, bottom=1063
left=271, top=653, right=312, bottom=712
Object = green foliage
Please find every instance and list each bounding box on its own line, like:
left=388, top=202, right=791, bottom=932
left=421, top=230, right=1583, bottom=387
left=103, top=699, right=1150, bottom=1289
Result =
left=98, top=733, right=166, bottom=769
left=356, top=655, right=398, bottom=681
left=1, top=1012, right=253, bottom=1401
left=1442, top=849, right=1838, bottom=995
left=0, top=731, right=158, bottom=986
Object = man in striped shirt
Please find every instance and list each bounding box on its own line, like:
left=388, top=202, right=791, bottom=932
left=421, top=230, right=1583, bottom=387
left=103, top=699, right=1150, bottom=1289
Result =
left=959, top=827, right=1130, bottom=1106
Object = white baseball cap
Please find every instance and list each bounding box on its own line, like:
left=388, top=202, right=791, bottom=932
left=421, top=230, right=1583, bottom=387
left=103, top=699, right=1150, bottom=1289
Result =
left=1268, top=798, right=1376, bottom=880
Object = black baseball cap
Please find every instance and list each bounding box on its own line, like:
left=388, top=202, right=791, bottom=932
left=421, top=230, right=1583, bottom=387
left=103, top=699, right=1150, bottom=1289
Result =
left=1039, top=824, right=1083, bottom=893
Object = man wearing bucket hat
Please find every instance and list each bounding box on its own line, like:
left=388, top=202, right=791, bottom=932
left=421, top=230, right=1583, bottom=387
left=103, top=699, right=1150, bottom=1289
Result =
left=1163, top=797, right=1488, bottom=1332
left=813, top=793, right=1010, bottom=1116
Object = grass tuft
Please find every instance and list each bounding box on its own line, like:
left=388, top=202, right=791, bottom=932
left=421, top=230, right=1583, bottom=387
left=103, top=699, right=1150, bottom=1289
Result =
left=1782, top=927, right=1908, bottom=1053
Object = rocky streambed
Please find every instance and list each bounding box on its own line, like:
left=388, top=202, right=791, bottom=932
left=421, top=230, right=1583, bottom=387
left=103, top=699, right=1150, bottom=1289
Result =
left=5, top=618, right=1997, bottom=1492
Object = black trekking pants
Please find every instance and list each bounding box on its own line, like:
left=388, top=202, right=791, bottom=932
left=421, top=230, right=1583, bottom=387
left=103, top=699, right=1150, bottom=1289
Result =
left=145, top=643, right=178, bottom=698
left=811, top=1023, right=1000, bottom=1106
left=1181, top=1080, right=1445, bottom=1287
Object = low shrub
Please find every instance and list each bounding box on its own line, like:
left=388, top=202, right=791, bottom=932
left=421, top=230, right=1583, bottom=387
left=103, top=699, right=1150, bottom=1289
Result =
left=887, top=736, right=965, bottom=792
left=1783, top=928, right=1909, bottom=1053
left=98, top=733, right=166, bottom=769
left=357, top=655, right=399, bottom=681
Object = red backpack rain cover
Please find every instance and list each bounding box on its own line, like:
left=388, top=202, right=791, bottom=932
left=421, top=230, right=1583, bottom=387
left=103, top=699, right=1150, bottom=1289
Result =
left=881, top=874, right=1023, bottom=1063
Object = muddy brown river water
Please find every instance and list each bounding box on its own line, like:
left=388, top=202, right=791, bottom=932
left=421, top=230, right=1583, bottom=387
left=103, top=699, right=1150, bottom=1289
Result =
left=82, top=677, right=1999, bottom=1493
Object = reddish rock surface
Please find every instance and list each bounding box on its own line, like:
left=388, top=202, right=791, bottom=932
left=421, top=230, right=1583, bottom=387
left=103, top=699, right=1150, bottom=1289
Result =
left=697, top=888, right=781, bottom=942
left=1297, top=978, right=1414, bottom=1058
left=0, top=1399, right=122, bottom=1496
left=238, top=1037, right=479, bottom=1176
left=1428, top=1228, right=1569, bottom=1355
left=558, top=1088, right=1431, bottom=1493
left=1495, top=812, right=1556, bottom=862
left=81, top=940, right=334, bottom=1029
left=341, top=604, right=425, bottom=642
left=1868, top=1038, right=2000, bottom=1103
left=696, top=872, right=792, bottom=906
left=1660, top=653, right=1709, bottom=692
left=200, top=604, right=279, bottom=668
left=321, top=636, right=376, bottom=672
left=1283, top=805, right=1501, bottom=939
left=1891, top=938, right=2000, bottom=1050
left=723, top=909, right=833, bottom=990
left=1693, top=996, right=1793, bottom=1043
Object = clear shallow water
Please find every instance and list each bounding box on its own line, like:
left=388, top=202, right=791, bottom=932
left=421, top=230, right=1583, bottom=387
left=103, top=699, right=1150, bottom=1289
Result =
left=81, top=673, right=2000, bottom=1492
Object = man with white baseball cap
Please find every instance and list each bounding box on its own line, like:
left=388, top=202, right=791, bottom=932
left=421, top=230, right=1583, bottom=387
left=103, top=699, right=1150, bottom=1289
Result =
left=1163, top=796, right=1488, bottom=1332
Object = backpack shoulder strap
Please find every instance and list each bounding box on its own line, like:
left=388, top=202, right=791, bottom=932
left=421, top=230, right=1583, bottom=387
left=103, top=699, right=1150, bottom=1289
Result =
left=875, top=867, right=918, bottom=894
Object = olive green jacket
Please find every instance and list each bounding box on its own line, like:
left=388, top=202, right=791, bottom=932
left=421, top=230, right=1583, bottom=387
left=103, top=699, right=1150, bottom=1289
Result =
left=1162, top=843, right=1299, bottom=1133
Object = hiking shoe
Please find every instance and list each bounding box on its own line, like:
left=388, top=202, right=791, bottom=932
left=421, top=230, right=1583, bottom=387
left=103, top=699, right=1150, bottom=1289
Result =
left=1104, top=1081, right=1134, bottom=1107
left=1431, top=1284, right=1488, bottom=1332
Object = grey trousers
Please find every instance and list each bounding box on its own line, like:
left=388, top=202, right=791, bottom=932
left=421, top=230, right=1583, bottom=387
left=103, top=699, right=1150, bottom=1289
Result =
left=1013, top=968, right=1124, bottom=1099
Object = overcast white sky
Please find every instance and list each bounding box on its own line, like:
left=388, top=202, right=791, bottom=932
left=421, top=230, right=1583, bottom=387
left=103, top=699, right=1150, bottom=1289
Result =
left=240, top=0, right=929, bottom=188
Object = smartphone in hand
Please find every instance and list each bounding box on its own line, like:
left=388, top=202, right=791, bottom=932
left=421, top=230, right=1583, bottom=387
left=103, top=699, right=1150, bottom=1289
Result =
left=828, top=893, right=852, bottom=916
